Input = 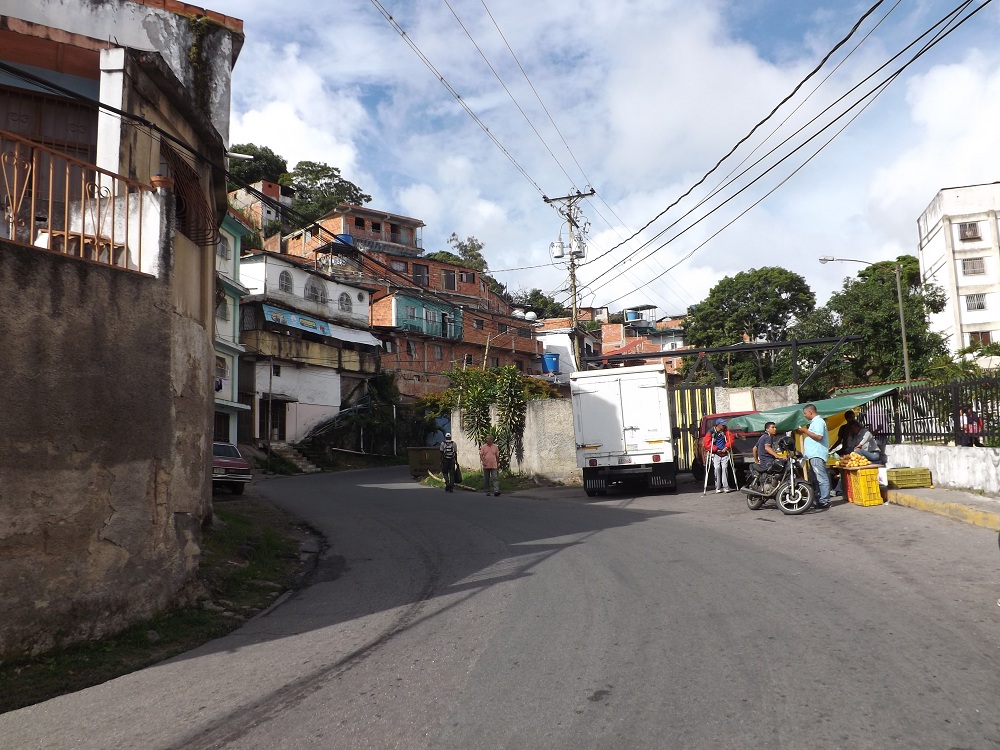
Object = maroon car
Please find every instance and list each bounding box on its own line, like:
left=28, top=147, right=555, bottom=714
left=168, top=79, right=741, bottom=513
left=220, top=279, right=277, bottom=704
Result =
left=212, top=442, right=253, bottom=495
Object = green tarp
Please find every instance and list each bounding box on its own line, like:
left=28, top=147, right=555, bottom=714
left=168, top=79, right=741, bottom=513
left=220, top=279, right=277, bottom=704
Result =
left=724, top=385, right=898, bottom=433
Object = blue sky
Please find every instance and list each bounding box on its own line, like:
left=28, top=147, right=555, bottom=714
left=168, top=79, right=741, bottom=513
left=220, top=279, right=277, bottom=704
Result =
left=209, top=0, right=1000, bottom=316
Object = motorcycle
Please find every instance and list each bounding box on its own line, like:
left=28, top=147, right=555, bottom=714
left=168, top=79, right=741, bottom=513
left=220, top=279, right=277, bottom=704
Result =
left=742, top=435, right=815, bottom=515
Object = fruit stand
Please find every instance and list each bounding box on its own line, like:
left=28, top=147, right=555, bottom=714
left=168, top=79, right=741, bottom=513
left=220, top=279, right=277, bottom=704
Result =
left=834, top=452, right=883, bottom=506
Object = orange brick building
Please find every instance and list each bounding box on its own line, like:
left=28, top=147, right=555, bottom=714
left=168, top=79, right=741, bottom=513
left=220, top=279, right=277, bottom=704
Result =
left=262, top=204, right=543, bottom=398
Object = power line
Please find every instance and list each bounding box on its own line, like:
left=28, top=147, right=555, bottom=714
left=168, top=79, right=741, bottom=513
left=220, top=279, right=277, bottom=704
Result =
left=572, top=0, right=983, bottom=303
left=368, top=0, right=548, bottom=198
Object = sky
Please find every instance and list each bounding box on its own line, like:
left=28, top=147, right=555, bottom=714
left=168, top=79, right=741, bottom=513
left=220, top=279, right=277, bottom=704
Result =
left=207, top=0, right=1000, bottom=318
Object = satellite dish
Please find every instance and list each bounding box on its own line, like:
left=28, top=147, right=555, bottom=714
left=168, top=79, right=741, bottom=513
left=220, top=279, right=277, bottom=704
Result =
left=524, top=311, right=537, bottom=321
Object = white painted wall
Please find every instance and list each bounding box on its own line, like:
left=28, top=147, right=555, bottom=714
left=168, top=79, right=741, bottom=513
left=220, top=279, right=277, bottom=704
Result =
left=885, top=444, right=1000, bottom=495
left=255, top=361, right=341, bottom=443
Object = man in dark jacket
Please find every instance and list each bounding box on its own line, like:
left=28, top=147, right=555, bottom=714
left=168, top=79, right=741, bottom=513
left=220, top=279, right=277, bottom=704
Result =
left=439, top=433, right=459, bottom=492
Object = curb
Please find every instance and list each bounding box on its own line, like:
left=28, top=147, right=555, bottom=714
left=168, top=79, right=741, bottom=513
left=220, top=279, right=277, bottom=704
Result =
left=886, top=490, right=1000, bottom=532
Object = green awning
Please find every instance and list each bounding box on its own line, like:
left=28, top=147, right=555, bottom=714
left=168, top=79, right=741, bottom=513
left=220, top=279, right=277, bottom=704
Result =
left=725, top=386, right=898, bottom=433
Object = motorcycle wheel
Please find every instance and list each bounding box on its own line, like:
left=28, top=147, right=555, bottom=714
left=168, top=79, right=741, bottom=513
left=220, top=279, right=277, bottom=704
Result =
left=776, top=480, right=814, bottom=515
left=745, top=481, right=766, bottom=510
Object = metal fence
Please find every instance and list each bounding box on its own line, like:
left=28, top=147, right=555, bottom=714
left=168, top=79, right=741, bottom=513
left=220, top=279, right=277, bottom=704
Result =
left=864, top=375, right=1000, bottom=446
left=1, top=128, right=156, bottom=273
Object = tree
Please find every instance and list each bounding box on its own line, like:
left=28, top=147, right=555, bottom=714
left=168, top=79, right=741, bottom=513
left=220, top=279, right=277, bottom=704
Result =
left=684, top=267, right=815, bottom=385
left=510, top=288, right=569, bottom=318
left=423, top=250, right=464, bottom=266
left=226, top=143, right=288, bottom=191
left=826, top=255, right=946, bottom=383
left=447, top=234, right=489, bottom=272
left=281, top=161, right=372, bottom=225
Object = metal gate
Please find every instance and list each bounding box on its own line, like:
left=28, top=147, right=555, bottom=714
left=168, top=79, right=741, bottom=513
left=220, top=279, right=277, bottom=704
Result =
left=672, top=385, right=715, bottom=472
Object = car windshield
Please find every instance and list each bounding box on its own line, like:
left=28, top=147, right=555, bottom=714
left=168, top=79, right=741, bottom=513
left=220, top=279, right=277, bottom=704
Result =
left=213, top=443, right=241, bottom=458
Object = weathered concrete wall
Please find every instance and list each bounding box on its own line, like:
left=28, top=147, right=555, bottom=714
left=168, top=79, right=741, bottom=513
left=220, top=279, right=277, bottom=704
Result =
left=451, top=399, right=579, bottom=484
left=714, top=385, right=799, bottom=413
left=0, top=239, right=211, bottom=657
left=885, top=444, right=1000, bottom=494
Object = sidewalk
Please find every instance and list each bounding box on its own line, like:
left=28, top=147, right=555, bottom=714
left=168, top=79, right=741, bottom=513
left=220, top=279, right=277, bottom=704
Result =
left=885, top=485, right=1000, bottom=532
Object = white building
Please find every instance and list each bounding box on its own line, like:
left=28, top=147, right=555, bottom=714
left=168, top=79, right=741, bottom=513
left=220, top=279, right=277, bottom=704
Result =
left=918, top=182, right=1000, bottom=353
left=239, top=252, right=382, bottom=443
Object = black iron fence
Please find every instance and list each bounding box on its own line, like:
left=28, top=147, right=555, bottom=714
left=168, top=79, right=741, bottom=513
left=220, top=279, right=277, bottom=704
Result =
left=863, top=375, right=1000, bottom=446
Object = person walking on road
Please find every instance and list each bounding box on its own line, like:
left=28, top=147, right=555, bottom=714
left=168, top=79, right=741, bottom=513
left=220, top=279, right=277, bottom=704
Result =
left=794, top=403, right=831, bottom=509
left=703, top=418, right=735, bottom=493
left=439, top=433, right=459, bottom=492
left=479, top=434, right=500, bottom=496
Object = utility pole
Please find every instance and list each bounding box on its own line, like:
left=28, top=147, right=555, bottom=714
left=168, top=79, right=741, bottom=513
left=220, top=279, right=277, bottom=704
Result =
left=544, top=189, right=594, bottom=371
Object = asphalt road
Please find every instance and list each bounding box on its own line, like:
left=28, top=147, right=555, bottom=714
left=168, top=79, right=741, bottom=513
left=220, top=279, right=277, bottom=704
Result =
left=2, top=467, right=999, bottom=750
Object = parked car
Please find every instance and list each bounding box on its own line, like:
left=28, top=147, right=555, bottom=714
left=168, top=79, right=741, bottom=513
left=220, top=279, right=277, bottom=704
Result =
left=690, top=411, right=763, bottom=485
left=212, top=442, right=252, bottom=495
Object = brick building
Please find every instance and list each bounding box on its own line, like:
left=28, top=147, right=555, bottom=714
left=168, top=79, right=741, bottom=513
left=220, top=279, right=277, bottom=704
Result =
left=240, top=201, right=544, bottom=398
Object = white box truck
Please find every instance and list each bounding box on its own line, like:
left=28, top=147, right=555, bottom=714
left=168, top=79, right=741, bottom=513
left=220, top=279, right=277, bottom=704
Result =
left=570, top=363, right=677, bottom=497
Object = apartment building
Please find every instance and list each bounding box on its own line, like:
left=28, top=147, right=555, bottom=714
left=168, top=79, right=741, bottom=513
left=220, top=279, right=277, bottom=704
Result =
left=918, top=182, right=1000, bottom=352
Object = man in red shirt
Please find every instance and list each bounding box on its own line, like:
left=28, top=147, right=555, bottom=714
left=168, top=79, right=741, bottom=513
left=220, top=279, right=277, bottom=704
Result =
left=479, top=434, right=500, bottom=496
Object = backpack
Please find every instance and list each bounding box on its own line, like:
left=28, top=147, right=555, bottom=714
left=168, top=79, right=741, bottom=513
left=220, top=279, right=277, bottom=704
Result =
left=440, top=440, right=457, bottom=459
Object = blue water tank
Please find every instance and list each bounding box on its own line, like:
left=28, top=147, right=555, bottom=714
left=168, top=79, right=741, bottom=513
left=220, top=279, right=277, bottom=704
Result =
left=542, top=353, right=560, bottom=373
left=625, top=310, right=640, bottom=321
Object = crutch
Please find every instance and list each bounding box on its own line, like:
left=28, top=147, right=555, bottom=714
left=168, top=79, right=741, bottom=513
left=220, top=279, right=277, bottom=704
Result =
left=729, top=455, right=740, bottom=491
left=702, top=453, right=711, bottom=496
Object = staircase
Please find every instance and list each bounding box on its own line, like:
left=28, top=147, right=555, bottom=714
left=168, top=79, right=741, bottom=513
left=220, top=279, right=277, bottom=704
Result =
left=270, top=442, right=323, bottom=474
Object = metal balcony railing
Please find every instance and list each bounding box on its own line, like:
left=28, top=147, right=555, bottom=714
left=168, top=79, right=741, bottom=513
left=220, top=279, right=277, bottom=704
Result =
left=398, top=317, right=462, bottom=340
left=1, top=128, right=158, bottom=274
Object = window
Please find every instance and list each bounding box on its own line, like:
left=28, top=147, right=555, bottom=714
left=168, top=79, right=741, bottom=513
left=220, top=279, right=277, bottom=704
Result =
left=304, top=279, right=328, bottom=303
left=215, top=356, right=229, bottom=378
left=434, top=345, right=443, bottom=360
left=272, top=365, right=281, bottom=376
left=406, top=305, right=417, bottom=319
left=371, top=221, right=381, bottom=233
left=489, top=357, right=500, bottom=368
left=354, top=217, right=365, bottom=229
left=216, top=299, right=230, bottom=321
left=498, top=323, right=508, bottom=334
left=413, top=264, right=429, bottom=286
left=970, top=331, right=992, bottom=346
left=474, top=319, right=485, bottom=330
left=278, top=270, right=293, bottom=294
left=406, top=341, right=417, bottom=358
left=513, top=360, right=523, bottom=372
left=517, top=327, right=531, bottom=338
left=391, top=260, right=408, bottom=272
left=358, top=292, right=365, bottom=302
left=442, top=269, right=456, bottom=290
left=338, top=292, right=353, bottom=312
left=459, top=271, right=475, bottom=283
left=959, top=222, right=981, bottom=241
left=217, top=235, right=231, bottom=260
left=965, top=293, right=986, bottom=311
left=464, top=353, right=474, bottom=366
left=962, top=257, right=986, bottom=276
left=384, top=341, right=395, bottom=353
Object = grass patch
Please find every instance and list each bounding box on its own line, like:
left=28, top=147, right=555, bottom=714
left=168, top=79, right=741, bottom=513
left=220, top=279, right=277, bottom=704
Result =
left=422, top=468, right=561, bottom=493
left=0, top=497, right=311, bottom=715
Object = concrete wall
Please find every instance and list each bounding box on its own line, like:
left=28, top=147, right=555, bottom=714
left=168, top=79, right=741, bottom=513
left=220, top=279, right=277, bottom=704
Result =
left=714, top=385, right=799, bottom=413
left=885, top=444, right=1000, bottom=494
left=0, top=236, right=212, bottom=658
left=451, top=399, right=579, bottom=484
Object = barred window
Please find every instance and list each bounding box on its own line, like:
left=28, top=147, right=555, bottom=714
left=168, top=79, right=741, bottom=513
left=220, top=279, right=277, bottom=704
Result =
left=278, top=270, right=293, bottom=294
left=962, top=257, right=986, bottom=275
left=958, top=222, right=981, bottom=241
left=215, top=299, right=230, bottom=321
left=965, top=293, right=986, bottom=311
left=338, top=292, right=353, bottom=312
left=304, top=279, right=328, bottom=303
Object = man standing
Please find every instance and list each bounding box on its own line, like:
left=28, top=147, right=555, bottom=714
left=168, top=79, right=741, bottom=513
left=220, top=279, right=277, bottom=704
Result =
left=479, top=434, right=500, bottom=496
left=702, top=418, right=735, bottom=493
left=753, top=421, right=780, bottom=470
left=794, top=404, right=830, bottom=509
left=439, top=432, right=459, bottom=492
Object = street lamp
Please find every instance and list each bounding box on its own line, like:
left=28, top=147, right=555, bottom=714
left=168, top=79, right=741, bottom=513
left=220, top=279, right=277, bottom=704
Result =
left=818, top=256, right=911, bottom=391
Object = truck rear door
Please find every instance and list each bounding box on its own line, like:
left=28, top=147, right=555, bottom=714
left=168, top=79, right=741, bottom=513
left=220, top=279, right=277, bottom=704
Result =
left=620, top=373, right=672, bottom=460
left=573, top=379, right=625, bottom=456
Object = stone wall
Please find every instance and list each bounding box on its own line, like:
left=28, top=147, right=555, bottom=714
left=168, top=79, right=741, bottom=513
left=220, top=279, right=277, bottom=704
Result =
left=0, top=238, right=211, bottom=657
left=884, top=444, right=1000, bottom=494
left=714, top=385, right=799, bottom=413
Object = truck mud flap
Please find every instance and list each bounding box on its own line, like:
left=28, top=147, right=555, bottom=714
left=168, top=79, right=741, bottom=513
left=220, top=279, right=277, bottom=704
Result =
left=647, top=464, right=677, bottom=489
left=583, top=468, right=607, bottom=495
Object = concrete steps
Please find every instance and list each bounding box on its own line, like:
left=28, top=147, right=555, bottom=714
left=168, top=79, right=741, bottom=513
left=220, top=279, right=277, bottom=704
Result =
left=270, top=442, right=322, bottom=474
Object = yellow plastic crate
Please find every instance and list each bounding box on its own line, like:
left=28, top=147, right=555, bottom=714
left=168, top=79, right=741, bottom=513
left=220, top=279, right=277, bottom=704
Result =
left=846, top=468, right=883, bottom=506
left=886, top=467, right=932, bottom=489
